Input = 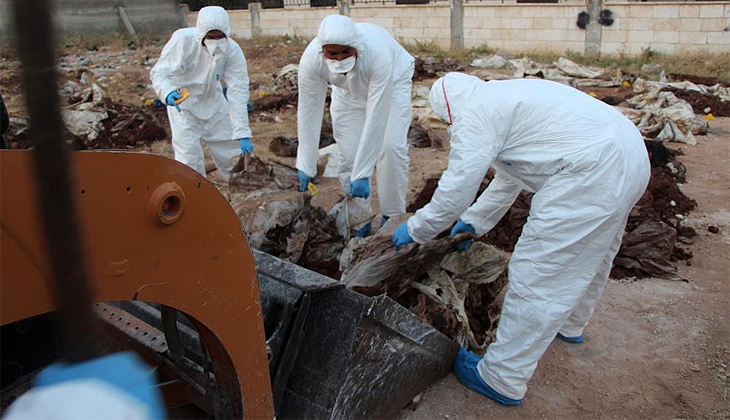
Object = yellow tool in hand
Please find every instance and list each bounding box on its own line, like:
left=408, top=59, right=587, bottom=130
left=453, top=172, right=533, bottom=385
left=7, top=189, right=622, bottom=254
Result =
left=307, top=182, right=319, bottom=195
left=175, top=88, right=190, bottom=105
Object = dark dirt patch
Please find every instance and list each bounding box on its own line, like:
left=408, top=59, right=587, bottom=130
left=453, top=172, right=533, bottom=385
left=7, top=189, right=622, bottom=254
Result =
left=90, top=99, right=167, bottom=149
left=662, top=87, right=730, bottom=117
left=668, top=73, right=730, bottom=88
left=582, top=86, right=635, bottom=107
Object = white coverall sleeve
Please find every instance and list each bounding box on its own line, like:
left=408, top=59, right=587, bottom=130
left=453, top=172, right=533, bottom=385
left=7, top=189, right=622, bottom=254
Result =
left=460, top=170, right=522, bottom=237
left=350, top=57, right=394, bottom=182
left=150, top=34, right=188, bottom=103
left=407, top=121, right=500, bottom=244
left=296, top=49, right=328, bottom=178
left=222, top=43, right=251, bottom=139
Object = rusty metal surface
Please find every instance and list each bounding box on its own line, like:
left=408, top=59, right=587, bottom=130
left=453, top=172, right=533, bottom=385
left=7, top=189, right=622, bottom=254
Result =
left=0, top=150, right=274, bottom=419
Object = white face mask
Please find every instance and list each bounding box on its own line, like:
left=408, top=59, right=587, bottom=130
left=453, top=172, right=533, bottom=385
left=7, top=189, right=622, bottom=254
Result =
left=326, top=55, right=356, bottom=74
left=205, top=39, right=227, bottom=56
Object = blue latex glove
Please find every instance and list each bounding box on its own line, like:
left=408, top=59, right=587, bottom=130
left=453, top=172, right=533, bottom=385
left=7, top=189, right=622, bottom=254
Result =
left=453, top=347, right=522, bottom=406
left=451, top=219, right=476, bottom=251
left=557, top=332, right=584, bottom=343
left=348, top=178, right=370, bottom=199
left=239, top=138, right=253, bottom=155
left=392, top=222, right=415, bottom=250
left=165, top=90, right=181, bottom=112
left=354, top=222, right=372, bottom=238
left=34, top=351, right=166, bottom=419
left=298, top=170, right=314, bottom=192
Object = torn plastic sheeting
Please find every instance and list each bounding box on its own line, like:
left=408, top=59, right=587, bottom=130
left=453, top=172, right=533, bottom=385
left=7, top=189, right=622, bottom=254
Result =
left=272, top=64, right=298, bottom=93
left=230, top=154, right=299, bottom=192
left=62, top=83, right=109, bottom=140
left=612, top=220, right=679, bottom=280
left=622, top=90, right=709, bottom=144
left=413, top=107, right=448, bottom=129
left=471, top=55, right=512, bottom=70
left=231, top=189, right=306, bottom=249
left=556, top=57, right=605, bottom=79
left=328, top=196, right=375, bottom=239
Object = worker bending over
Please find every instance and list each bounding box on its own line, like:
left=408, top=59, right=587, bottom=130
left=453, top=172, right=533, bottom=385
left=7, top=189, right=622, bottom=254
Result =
left=151, top=6, right=252, bottom=179
left=296, top=15, right=414, bottom=234
left=392, top=73, right=650, bottom=405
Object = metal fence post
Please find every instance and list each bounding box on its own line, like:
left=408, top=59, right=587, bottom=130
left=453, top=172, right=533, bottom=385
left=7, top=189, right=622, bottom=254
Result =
left=585, top=0, right=602, bottom=54
left=338, top=0, right=350, bottom=17
left=250, top=2, right=262, bottom=38
left=450, top=0, right=464, bottom=50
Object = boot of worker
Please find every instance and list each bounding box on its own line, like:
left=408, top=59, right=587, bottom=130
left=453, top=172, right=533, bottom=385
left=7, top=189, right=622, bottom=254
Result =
left=453, top=347, right=522, bottom=406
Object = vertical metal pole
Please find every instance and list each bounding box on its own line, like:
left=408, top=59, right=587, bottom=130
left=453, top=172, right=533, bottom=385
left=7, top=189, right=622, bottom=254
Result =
left=11, top=0, right=101, bottom=363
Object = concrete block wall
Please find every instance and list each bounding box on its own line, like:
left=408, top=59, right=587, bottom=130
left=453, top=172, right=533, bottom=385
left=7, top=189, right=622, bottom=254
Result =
left=601, top=2, right=730, bottom=54
left=188, top=1, right=730, bottom=55
left=464, top=4, right=585, bottom=52
left=351, top=5, right=451, bottom=48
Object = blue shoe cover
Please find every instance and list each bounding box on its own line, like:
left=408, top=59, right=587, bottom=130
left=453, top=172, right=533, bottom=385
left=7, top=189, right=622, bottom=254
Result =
left=453, top=347, right=522, bottom=406
left=353, top=222, right=372, bottom=238
left=556, top=332, right=584, bottom=343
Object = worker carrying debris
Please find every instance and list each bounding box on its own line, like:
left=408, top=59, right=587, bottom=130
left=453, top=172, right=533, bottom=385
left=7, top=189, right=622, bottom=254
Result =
left=150, top=6, right=252, bottom=179
left=392, top=73, right=650, bottom=406
left=296, top=15, right=415, bottom=235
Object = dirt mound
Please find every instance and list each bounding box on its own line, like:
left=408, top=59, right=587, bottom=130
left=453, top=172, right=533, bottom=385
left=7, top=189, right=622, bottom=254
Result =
left=661, top=87, right=730, bottom=117
left=668, top=73, right=730, bottom=88
left=91, top=100, right=167, bottom=149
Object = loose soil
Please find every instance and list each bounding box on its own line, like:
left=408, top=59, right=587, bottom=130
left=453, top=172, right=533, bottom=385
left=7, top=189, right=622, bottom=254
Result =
left=663, top=87, right=730, bottom=117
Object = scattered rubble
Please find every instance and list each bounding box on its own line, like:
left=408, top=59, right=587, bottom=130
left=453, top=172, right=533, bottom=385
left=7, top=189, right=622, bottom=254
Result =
left=413, top=56, right=464, bottom=81
left=408, top=121, right=443, bottom=148
left=470, top=55, right=512, bottom=70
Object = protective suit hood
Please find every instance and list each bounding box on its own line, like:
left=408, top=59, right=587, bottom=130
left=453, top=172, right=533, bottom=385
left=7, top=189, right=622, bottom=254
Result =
left=429, top=73, right=482, bottom=124
left=195, top=6, right=231, bottom=44
left=317, top=15, right=362, bottom=51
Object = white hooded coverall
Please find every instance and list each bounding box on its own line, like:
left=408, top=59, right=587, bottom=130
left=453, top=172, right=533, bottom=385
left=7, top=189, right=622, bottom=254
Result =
left=296, top=15, right=415, bottom=217
left=150, top=6, right=251, bottom=179
left=409, top=73, right=650, bottom=400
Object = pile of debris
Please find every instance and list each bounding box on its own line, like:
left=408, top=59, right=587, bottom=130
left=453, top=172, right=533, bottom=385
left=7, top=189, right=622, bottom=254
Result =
left=226, top=155, right=508, bottom=351
left=253, top=64, right=299, bottom=113
left=407, top=140, right=696, bottom=281
left=413, top=56, right=464, bottom=81
left=340, top=219, right=509, bottom=351
left=4, top=83, right=167, bottom=150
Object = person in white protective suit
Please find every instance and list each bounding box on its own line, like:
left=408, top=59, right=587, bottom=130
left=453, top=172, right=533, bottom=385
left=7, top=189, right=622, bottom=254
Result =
left=391, top=73, right=650, bottom=405
left=296, top=15, right=415, bottom=234
left=151, top=6, right=252, bottom=179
